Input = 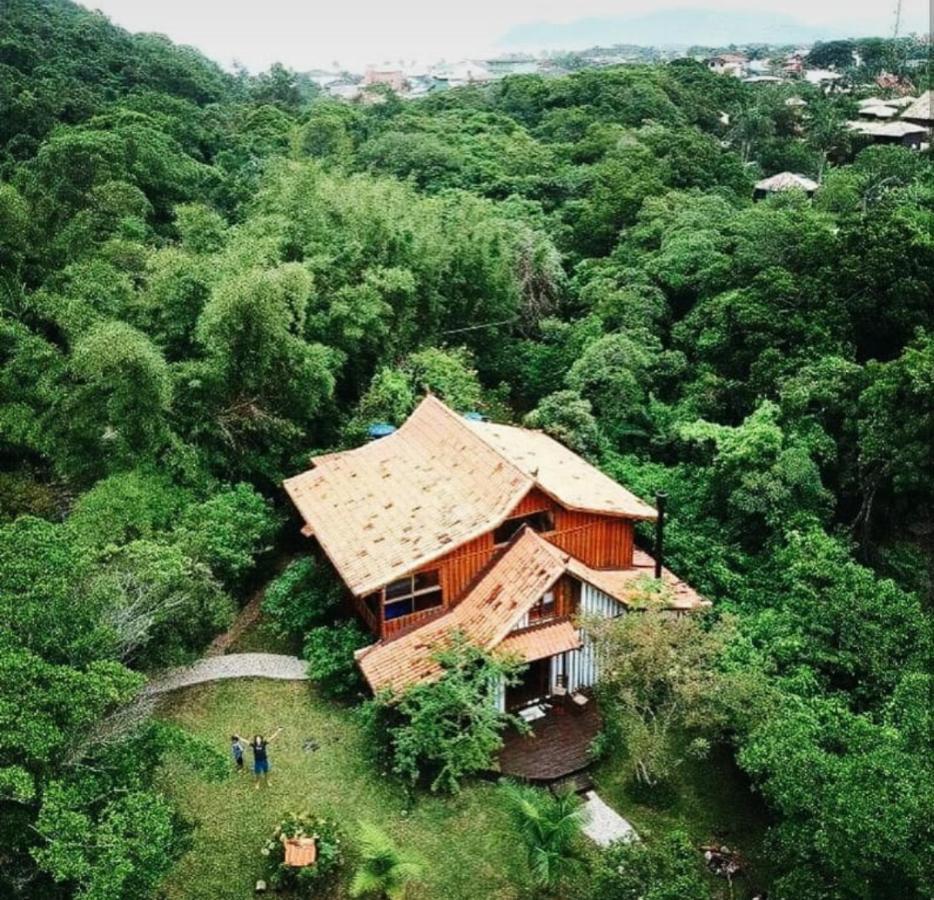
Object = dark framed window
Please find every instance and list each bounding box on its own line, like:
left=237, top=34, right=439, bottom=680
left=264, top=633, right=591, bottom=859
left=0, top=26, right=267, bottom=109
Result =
left=527, top=590, right=557, bottom=624
left=493, top=510, right=555, bottom=545
left=381, top=571, right=443, bottom=620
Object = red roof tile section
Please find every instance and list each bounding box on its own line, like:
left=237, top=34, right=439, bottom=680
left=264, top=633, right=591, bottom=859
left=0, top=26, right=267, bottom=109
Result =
left=284, top=396, right=656, bottom=596
left=357, top=527, right=570, bottom=694
left=499, top=620, right=582, bottom=663
left=356, top=528, right=706, bottom=695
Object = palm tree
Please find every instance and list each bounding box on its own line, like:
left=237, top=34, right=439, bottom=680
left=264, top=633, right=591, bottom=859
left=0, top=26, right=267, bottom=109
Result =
left=349, top=822, right=422, bottom=899
left=501, top=781, right=586, bottom=890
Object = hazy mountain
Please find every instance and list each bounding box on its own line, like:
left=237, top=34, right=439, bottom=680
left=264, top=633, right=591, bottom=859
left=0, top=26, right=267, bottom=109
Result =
left=497, top=9, right=849, bottom=51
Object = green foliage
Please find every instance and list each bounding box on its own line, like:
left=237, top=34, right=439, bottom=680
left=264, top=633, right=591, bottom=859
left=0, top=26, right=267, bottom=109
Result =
left=0, top=9, right=932, bottom=896
left=363, top=636, right=526, bottom=793
left=67, top=468, right=192, bottom=549
left=171, top=483, right=277, bottom=590
left=303, top=621, right=369, bottom=701
left=262, top=555, right=344, bottom=637
left=264, top=812, right=345, bottom=892
left=592, top=830, right=713, bottom=900
left=500, top=782, right=586, bottom=890
left=349, top=821, right=422, bottom=899
left=591, top=610, right=746, bottom=787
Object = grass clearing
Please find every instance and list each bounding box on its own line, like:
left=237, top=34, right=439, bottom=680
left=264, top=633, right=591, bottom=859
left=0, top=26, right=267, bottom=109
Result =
left=156, top=679, right=533, bottom=899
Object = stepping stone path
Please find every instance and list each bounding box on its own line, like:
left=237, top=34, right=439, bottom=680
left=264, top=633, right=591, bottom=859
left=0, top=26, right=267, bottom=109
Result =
left=582, top=790, right=639, bottom=847
left=143, top=653, right=309, bottom=696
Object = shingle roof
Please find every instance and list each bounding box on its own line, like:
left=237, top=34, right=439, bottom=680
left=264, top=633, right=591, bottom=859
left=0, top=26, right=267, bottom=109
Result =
left=357, top=527, right=570, bottom=694
left=901, top=90, right=933, bottom=123
left=754, top=172, right=819, bottom=193
left=847, top=119, right=928, bottom=137
left=356, top=528, right=707, bottom=695
left=284, top=396, right=656, bottom=596
left=499, top=620, right=582, bottom=662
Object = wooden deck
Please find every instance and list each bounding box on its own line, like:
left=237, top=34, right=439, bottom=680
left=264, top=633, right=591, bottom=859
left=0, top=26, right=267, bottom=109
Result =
left=498, top=700, right=601, bottom=782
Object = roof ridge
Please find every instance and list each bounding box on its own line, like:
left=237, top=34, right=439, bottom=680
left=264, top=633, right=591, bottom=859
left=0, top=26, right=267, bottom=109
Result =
left=424, top=395, right=535, bottom=484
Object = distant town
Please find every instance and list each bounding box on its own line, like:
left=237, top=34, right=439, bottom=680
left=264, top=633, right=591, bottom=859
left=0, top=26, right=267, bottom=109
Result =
left=307, top=38, right=932, bottom=104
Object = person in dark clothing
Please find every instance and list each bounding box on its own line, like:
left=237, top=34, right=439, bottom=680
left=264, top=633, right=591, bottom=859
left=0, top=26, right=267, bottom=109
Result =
left=249, top=728, right=282, bottom=788
left=231, top=735, right=245, bottom=772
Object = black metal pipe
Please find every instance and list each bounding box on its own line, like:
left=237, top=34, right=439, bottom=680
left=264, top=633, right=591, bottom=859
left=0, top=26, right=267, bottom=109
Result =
left=655, top=492, right=667, bottom=579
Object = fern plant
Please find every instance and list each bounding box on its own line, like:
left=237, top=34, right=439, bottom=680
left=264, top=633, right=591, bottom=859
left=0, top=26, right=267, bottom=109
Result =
left=349, top=822, right=422, bottom=899
left=501, top=781, right=586, bottom=890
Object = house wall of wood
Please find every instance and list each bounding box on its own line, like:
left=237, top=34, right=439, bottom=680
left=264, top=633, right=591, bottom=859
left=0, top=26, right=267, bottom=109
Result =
left=409, top=488, right=634, bottom=622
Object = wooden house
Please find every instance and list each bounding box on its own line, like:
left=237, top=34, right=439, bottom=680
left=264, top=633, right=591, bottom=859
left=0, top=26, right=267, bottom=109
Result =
left=284, top=396, right=704, bottom=710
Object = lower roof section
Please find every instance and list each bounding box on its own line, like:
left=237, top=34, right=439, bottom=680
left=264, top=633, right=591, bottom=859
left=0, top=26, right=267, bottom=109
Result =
left=498, top=619, right=582, bottom=663
left=356, top=527, right=707, bottom=696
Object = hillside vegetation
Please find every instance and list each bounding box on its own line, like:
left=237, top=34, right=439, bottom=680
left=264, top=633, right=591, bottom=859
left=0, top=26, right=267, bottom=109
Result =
left=0, top=2, right=931, bottom=898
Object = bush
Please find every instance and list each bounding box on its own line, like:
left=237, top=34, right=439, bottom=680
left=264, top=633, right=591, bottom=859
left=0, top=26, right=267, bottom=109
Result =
left=303, top=621, right=369, bottom=700
left=263, top=812, right=344, bottom=894
left=362, top=635, right=526, bottom=793
left=263, top=556, right=344, bottom=638
left=591, top=830, right=712, bottom=900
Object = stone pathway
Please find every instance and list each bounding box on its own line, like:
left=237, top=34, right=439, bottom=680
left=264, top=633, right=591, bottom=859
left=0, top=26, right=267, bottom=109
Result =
left=582, top=790, right=639, bottom=847
left=143, top=653, right=308, bottom=696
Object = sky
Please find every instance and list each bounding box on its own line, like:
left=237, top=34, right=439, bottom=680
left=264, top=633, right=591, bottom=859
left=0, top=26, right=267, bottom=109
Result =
left=79, top=0, right=930, bottom=72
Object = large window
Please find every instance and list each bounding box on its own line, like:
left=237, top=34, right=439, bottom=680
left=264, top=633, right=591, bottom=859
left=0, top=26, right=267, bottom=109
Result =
left=382, top=570, right=443, bottom=620
left=493, top=510, right=555, bottom=545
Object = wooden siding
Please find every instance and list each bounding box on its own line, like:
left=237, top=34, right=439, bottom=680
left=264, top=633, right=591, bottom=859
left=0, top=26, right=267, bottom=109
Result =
left=391, top=490, right=632, bottom=641
left=415, top=531, right=495, bottom=611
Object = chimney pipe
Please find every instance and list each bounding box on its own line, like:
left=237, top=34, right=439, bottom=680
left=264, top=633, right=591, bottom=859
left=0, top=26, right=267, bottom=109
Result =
left=654, top=491, right=667, bottom=579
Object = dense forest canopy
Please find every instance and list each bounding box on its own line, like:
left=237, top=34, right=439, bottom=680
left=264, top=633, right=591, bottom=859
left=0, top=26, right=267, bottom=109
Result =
left=0, top=1, right=932, bottom=898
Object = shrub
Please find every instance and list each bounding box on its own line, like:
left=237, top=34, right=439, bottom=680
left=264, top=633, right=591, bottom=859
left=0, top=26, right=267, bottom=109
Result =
left=590, top=829, right=712, bottom=900
left=362, top=635, right=526, bottom=793
left=263, top=556, right=344, bottom=638
left=349, top=821, right=422, bottom=899
left=303, top=621, right=369, bottom=701
left=263, top=812, right=344, bottom=894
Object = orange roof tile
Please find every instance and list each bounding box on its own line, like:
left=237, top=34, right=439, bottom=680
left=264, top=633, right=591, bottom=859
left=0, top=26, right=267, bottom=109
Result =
left=357, top=530, right=708, bottom=695
left=284, top=396, right=656, bottom=596
left=357, top=527, right=569, bottom=693
left=499, top=619, right=582, bottom=663
left=465, top=419, right=658, bottom=521
left=570, top=549, right=709, bottom=611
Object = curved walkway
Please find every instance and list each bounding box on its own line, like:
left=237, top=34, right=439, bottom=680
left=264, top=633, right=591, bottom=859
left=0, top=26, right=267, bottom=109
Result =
left=144, top=653, right=308, bottom=696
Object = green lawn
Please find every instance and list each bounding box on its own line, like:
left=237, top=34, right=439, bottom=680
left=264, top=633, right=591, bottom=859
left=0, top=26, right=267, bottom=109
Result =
left=156, top=679, right=534, bottom=899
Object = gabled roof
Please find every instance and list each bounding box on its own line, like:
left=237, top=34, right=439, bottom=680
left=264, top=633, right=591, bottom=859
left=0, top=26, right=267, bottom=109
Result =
left=901, top=90, right=933, bottom=123
left=284, top=396, right=656, bottom=596
left=755, top=172, right=818, bottom=193
left=357, top=527, right=570, bottom=694
left=463, top=418, right=657, bottom=521
left=355, top=528, right=707, bottom=695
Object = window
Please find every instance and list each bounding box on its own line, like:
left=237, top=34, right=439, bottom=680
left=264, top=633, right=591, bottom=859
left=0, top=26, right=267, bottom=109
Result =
left=382, top=571, right=443, bottom=621
left=527, top=590, right=556, bottom=624
left=493, top=510, right=555, bottom=545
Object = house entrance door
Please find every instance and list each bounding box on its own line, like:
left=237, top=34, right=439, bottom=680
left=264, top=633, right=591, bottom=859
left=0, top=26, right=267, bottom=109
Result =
left=506, top=657, right=551, bottom=710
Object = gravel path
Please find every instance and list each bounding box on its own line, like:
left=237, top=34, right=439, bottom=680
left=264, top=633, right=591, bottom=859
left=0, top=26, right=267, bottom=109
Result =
left=582, top=791, right=639, bottom=846
left=144, top=653, right=308, bottom=696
